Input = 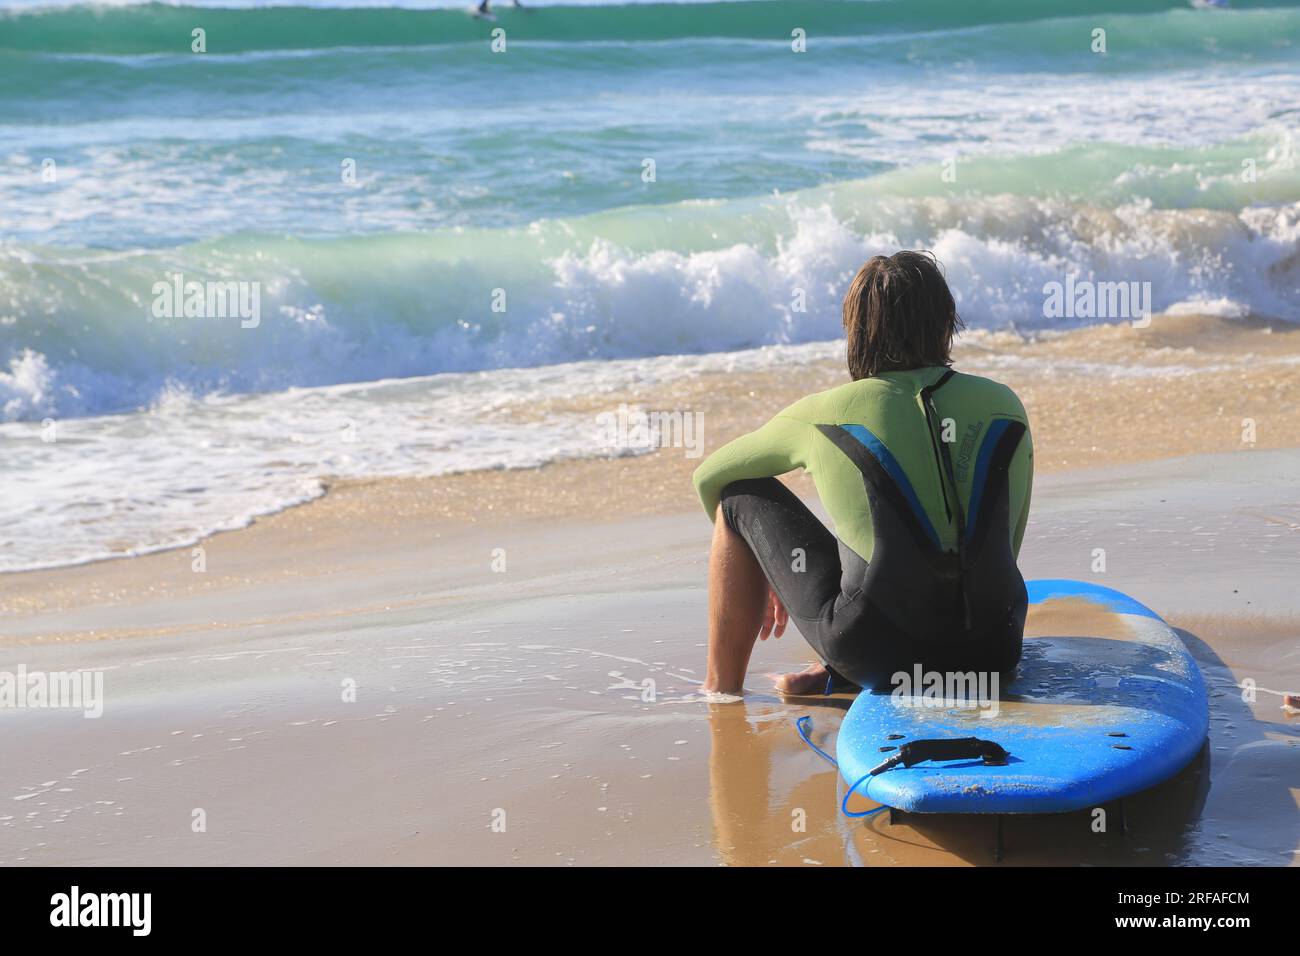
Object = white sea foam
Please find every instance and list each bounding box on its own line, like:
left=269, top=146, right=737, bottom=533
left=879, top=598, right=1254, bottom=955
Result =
left=0, top=342, right=845, bottom=571
left=4, top=196, right=1297, bottom=425
left=6, top=330, right=1296, bottom=574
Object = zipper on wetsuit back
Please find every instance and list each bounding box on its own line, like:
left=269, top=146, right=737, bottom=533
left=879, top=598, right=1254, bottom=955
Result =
left=918, top=368, right=973, bottom=631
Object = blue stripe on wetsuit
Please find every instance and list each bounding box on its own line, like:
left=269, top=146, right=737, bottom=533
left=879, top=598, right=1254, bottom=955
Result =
left=839, top=423, right=942, bottom=549
left=964, top=417, right=1013, bottom=544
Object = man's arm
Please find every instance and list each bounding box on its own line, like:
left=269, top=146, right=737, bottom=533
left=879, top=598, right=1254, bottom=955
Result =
left=692, top=413, right=808, bottom=520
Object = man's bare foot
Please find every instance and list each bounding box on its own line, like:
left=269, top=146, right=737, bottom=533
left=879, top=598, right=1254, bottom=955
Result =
left=771, top=663, right=830, bottom=696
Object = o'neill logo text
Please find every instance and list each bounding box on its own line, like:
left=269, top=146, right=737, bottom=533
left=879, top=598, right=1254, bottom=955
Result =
left=50, top=886, right=151, bottom=936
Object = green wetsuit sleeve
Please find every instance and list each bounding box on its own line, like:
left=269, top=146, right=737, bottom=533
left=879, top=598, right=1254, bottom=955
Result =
left=1008, top=427, right=1034, bottom=558
left=692, top=413, right=809, bottom=519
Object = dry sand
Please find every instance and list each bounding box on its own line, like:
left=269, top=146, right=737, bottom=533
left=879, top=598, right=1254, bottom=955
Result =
left=0, top=313, right=1297, bottom=866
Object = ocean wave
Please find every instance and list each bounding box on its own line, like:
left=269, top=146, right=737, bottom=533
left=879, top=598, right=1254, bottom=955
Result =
left=0, top=339, right=845, bottom=572
left=4, top=168, right=1298, bottom=421
left=3, top=0, right=1296, bottom=55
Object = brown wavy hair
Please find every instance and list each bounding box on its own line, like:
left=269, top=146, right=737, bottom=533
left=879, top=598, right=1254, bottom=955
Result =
left=841, top=251, right=963, bottom=380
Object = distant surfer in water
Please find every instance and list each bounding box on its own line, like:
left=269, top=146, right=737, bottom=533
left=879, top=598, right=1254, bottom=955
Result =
left=474, top=0, right=523, bottom=17
left=693, top=252, right=1034, bottom=696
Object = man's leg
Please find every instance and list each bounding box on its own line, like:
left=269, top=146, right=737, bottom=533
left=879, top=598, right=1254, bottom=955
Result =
left=703, top=478, right=845, bottom=696
left=702, top=504, right=768, bottom=694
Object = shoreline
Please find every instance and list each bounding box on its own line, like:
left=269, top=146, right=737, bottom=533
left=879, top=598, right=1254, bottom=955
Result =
left=4, top=321, right=1299, bottom=863
left=5, top=311, right=1300, bottom=640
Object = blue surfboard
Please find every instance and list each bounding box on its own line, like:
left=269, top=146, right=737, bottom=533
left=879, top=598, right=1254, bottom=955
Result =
left=832, top=580, right=1209, bottom=814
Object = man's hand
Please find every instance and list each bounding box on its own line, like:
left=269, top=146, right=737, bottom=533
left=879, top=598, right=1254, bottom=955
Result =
left=758, top=587, right=788, bottom=641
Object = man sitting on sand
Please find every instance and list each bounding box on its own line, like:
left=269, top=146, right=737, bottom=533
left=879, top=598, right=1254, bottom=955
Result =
left=692, top=252, right=1033, bottom=696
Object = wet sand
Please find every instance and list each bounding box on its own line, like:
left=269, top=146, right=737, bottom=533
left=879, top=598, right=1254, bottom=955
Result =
left=1, top=315, right=1298, bottom=866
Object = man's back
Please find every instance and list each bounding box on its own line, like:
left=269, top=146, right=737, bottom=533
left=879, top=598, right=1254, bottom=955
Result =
left=693, top=365, right=1033, bottom=566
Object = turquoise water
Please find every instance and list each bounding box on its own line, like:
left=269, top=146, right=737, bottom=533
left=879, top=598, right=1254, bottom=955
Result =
left=0, top=0, right=1298, bottom=570
left=3, top=0, right=1299, bottom=418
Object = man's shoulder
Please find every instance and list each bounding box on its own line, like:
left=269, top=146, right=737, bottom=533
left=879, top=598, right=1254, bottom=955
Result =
left=778, top=371, right=1027, bottom=423
left=777, top=377, right=892, bottom=423
left=953, top=371, right=1028, bottom=421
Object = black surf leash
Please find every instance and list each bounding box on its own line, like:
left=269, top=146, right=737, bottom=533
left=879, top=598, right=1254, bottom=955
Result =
left=867, top=736, right=1010, bottom=775
left=796, top=717, right=1010, bottom=818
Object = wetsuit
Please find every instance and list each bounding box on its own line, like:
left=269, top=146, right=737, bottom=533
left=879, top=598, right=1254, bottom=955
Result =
left=693, top=365, right=1033, bottom=690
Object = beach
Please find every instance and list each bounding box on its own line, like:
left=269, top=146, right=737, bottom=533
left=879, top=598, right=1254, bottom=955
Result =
left=2, top=0, right=1299, bottom=869
left=3, top=315, right=1298, bottom=866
